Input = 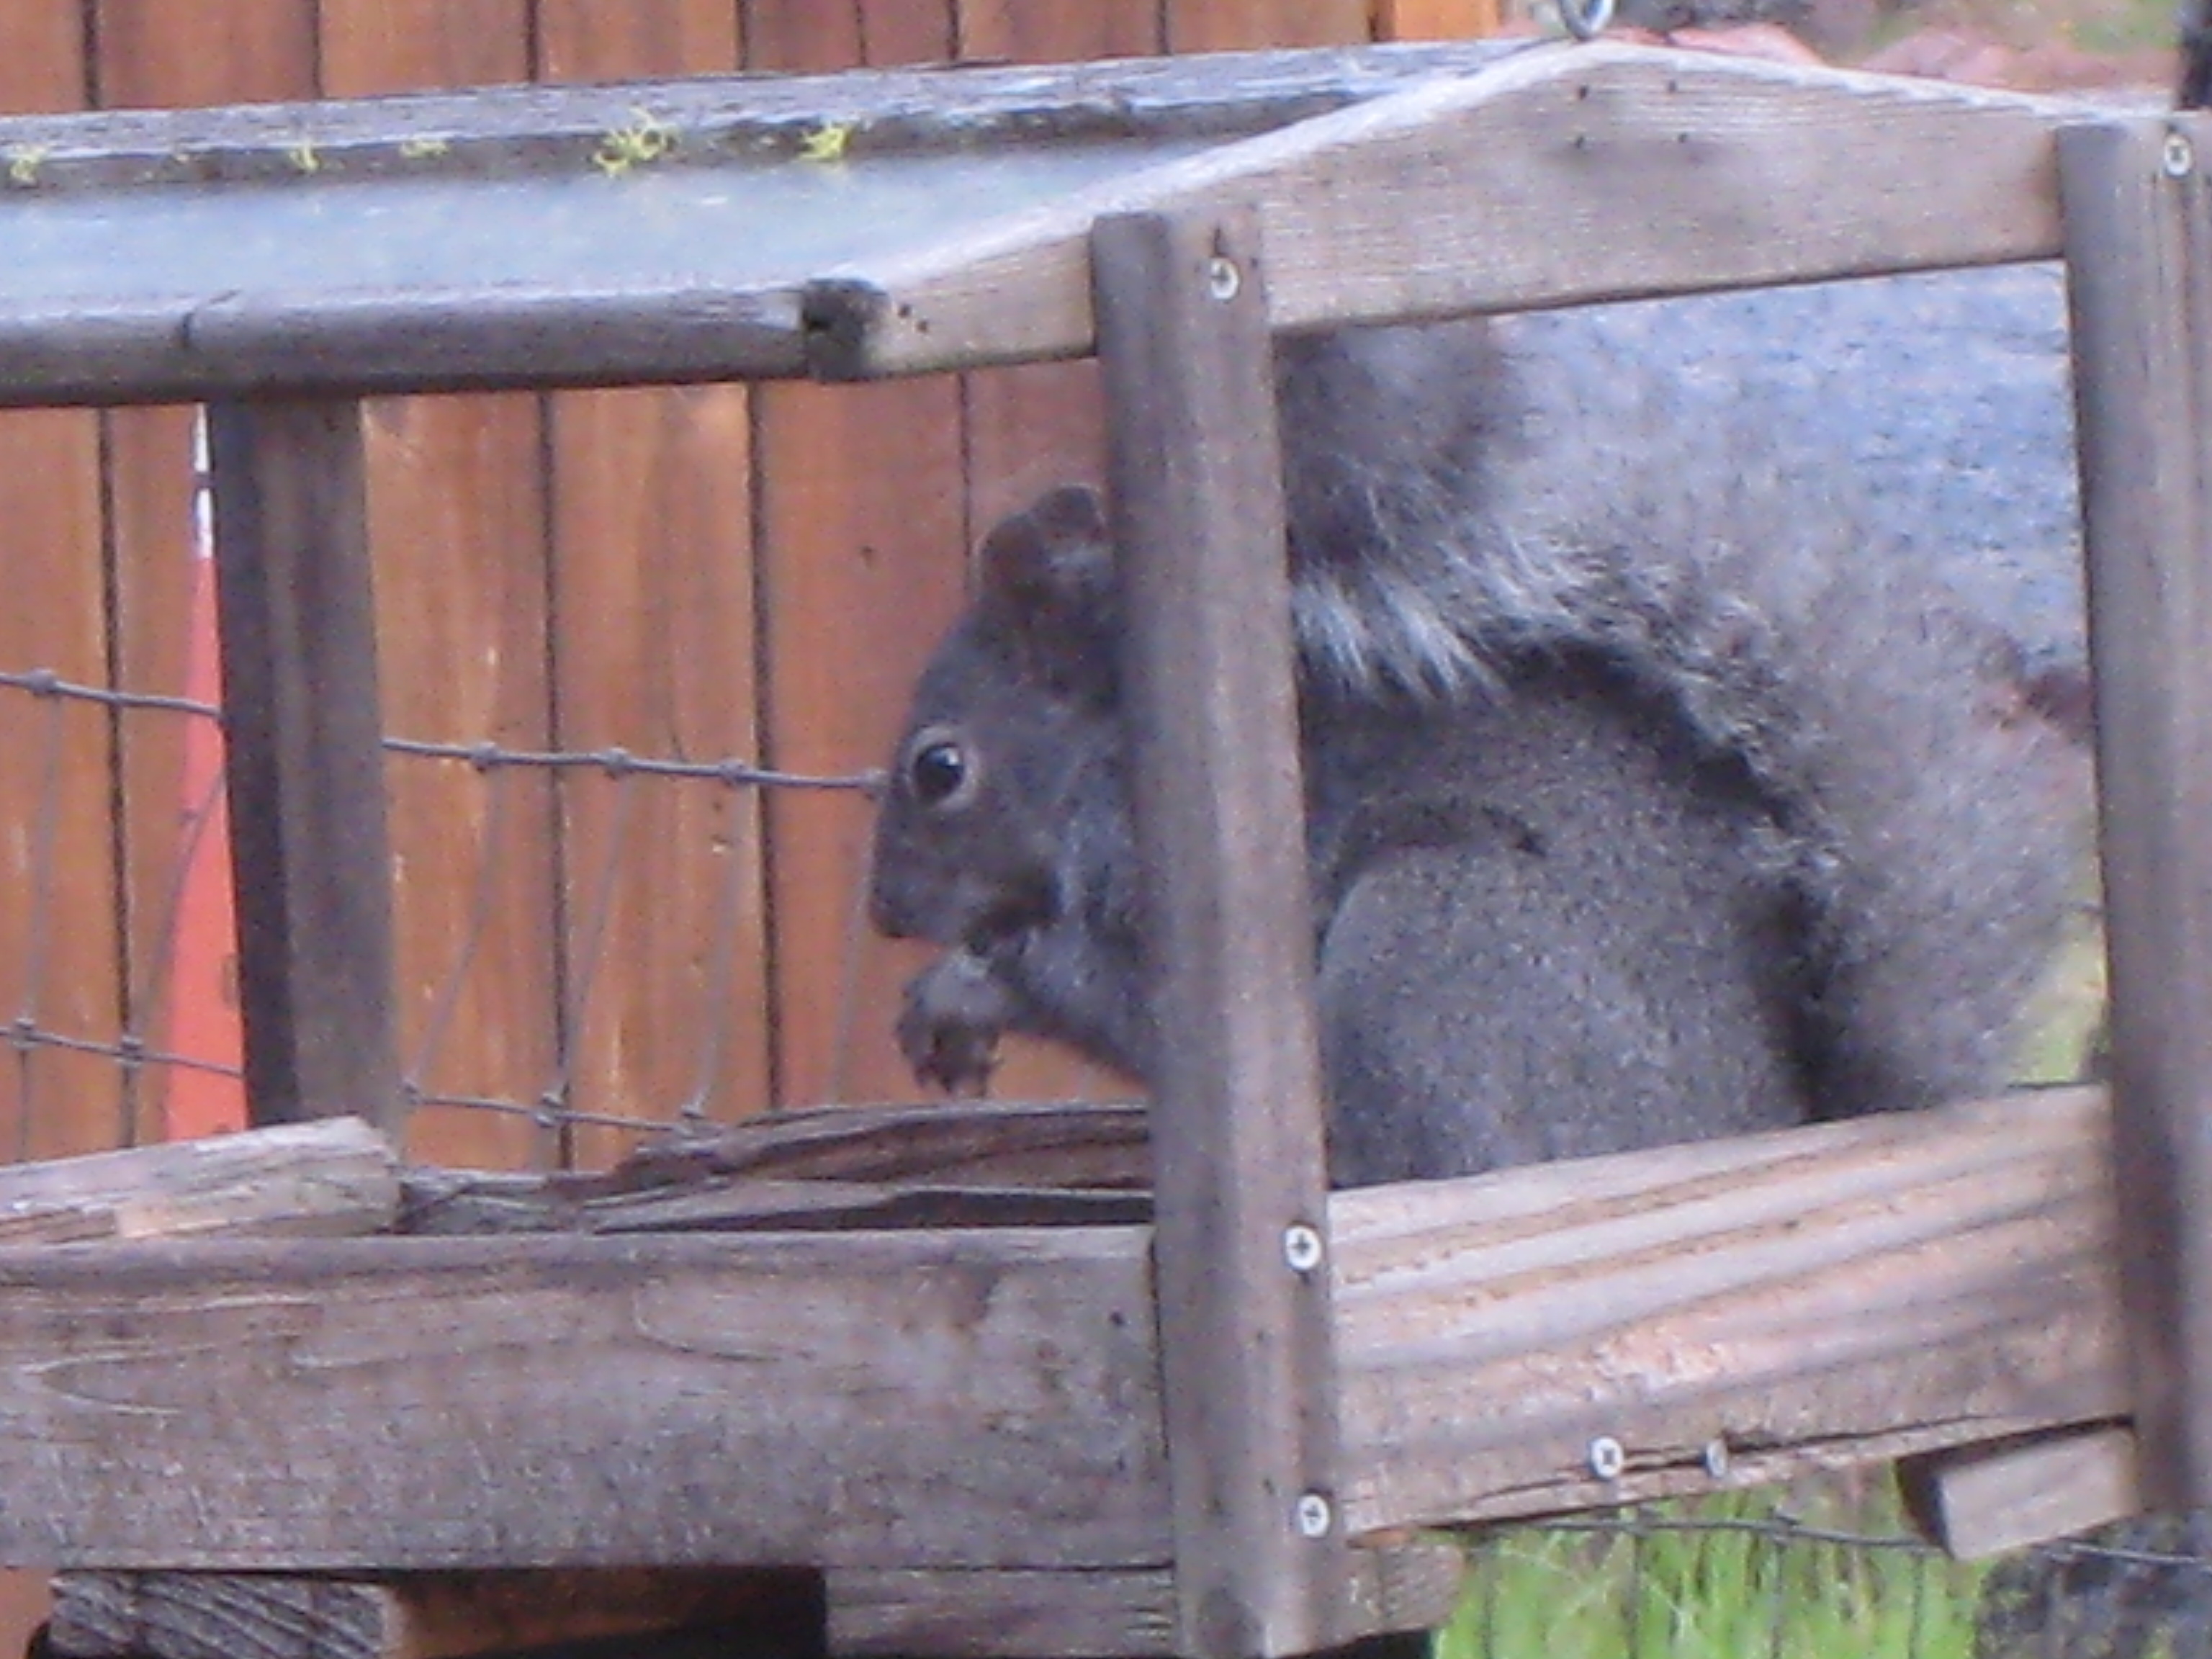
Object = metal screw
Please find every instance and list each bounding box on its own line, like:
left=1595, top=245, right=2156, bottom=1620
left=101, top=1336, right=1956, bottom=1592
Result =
left=1282, top=1223, right=1324, bottom=1274
left=1702, top=1438, right=1730, bottom=1480
left=1206, top=256, right=1241, bottom=302
left=1588, top=1436, right=1627, bottom=1481
left=1295, top=1492, right=1334, bottom=1538
left=2167, top=131, right=2195, bottom=179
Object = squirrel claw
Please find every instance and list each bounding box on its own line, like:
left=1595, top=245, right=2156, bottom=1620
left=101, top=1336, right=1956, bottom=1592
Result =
left=897, top=950, right=1015, bottom=1097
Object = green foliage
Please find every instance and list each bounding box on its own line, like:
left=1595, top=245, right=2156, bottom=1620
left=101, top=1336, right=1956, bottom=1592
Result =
left=1437, top=1493, right=1989, bottom=1659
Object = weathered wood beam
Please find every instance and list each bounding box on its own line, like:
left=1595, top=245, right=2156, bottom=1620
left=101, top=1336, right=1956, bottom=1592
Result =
left=809, top=43, right=2072, bottom=377
left=48, top=1568, right=819, bottom=1659
left=46, top=1545, right=1462, bottom=1659
left=1901, top=1426, right=2139, bottom=1560
left=209, top=398, right=402, bottom=1131
left=2059, top=112, right=2212, bottom=1513
left=1094, top=204, right=1343, bottom=1659
left=0, top=1229, right=1166, bottom=1573
left=0, top=1088, right=2133, bottom=1578
left=0, top=1115, right=397, bottom=1244
left=828, top=1542, right=1462, bottom=1658
left=1332, top=1087, right=2124, bottom=1533
left=0, top=40, right=1521, bottom=194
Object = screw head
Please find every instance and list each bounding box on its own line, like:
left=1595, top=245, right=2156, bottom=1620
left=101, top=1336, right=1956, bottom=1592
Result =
left=2167, top=131, right=2195, bottom=178
left=1295, top=1492, right=1334, bottom=1538
left=1282, top=1223, right=1325, bottom=1274
left=1206, top=256, right=1242, bottom=301
left=1588, top=1435, right=1627, bottom=1481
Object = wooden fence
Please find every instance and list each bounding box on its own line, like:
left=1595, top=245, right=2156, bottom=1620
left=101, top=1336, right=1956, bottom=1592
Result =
left=0, top=0, right=1517, bottom=1187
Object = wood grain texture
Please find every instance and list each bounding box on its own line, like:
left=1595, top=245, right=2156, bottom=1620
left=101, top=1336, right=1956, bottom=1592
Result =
left=208, top=398, right=403, bottom=1131
left=1094, top=207, right=1343, bottom=1659
left=534, top=4, right=765, bottom=1169
left=0, top=1114, right=397, bottom=1244
left=2060, top=112, right=2212, bottom=1511
left=1903, top=1426, right=2139, bottom=1560
left=1332, top=1088, right=2125, bottom=1533
left=808, top=42, right=2073, bottom=378
left=830, top=1542, right=1462, bottom=1657
left=1374, top=0, right=1506, bottom=39
left=747, top=0, right=976, bottom=1113
left=0, top=1228, right=1166, bottom=1572
left=316, top=0, right=557, bottom=1173
left=50, top=1568, right=818, bottom=1659
left=1164, top=0, right=1375, bottom=50
left=953, top=0, right=1161, bottom=1109
left=94, top=8, right=322, bottom=1128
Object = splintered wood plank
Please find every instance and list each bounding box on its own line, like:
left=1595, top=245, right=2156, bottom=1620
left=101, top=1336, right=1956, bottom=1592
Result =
left=1094, top=207, right=1343, bottom=1659
left=99, top=0, right=322, bottom=1151
left=2060, top=112, right=2212, bottom=1511
left=806, top=43, right=2070, bottom=379
left=317, top=0, right=557, bottom=1172
left=0, top=1114, right=397, bottom=1243
left=1331, top=1088, right=2125, bottom=1532
left=0, top=1228, right=1166, bottom=1572
left=534, top=5, right=765, bottom=1167
left=52, top=1568, right=818, bottom=1659
left=207, top=398, right=403, bottom=1131
left=954, top=0, right=1159, bottom=1108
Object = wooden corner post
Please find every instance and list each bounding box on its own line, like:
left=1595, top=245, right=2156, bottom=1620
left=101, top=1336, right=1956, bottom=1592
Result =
left=2061, top=112, right=2212, bottom=1511
left=207, top=398, right=404, bottom=1133
left=1090, top=206, right=1346, bottom=1659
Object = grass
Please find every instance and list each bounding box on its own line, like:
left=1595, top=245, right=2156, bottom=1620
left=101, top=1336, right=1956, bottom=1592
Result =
left=1435, top=1491, right=1990, bottom=1659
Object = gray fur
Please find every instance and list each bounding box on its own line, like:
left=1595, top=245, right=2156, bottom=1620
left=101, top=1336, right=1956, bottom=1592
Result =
left=869, top=316, right=2076, bottom=1187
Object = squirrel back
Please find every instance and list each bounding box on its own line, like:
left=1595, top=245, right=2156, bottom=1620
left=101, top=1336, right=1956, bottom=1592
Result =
left=870, top=316, right=2077, bottom=1184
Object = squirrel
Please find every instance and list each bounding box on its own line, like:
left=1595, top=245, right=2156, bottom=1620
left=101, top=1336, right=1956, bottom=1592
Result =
left=868, top=315, right=2077, bottom=1187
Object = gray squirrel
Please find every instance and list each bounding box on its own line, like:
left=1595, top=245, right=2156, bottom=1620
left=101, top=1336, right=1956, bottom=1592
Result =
left=868, top=313, right=2078, bottom=1187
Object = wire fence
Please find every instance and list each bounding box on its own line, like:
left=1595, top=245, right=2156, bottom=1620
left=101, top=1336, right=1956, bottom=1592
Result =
left=0, top=661, right=880, bottom=1164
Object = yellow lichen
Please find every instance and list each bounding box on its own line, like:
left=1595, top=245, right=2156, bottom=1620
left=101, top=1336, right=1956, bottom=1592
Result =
left=798, top=122, right=854, bottom=163
left=593, top=108, right=675, bottom=178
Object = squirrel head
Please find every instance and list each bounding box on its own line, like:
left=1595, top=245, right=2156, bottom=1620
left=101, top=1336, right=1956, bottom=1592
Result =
left=869, top=484, right=1130, bottom=951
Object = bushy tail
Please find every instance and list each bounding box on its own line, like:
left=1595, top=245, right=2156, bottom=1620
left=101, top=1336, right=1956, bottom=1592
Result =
left=1276, top=315, right=2080, bottom=1114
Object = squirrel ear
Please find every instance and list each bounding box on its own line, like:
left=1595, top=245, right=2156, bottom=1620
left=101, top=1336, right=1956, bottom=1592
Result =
left=976, top=485, right=1120, bottom=701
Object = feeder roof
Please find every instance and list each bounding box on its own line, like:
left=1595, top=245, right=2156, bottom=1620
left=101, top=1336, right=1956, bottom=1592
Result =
left=0, top=39, right=2081, bottom=404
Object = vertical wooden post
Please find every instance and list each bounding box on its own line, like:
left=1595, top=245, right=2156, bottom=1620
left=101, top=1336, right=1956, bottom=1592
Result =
left=2061, top=113, right=2212, bottom=1511
left=207, top=399, right=403, bottom=1133
left=1091, top=207, right=1344, bottom=1659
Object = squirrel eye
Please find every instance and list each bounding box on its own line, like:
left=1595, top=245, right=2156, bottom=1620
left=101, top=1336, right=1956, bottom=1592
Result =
left=907, top=734, right=973, bottom=808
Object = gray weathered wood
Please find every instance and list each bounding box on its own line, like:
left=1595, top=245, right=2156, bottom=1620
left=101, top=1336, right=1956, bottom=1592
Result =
left=0, top=1228, right=1164, bottom=1571
left=49, top=1568, right=816, bottom=1659
left=809, top=42, right=2076, bottom=378
left=1332, top=1087, right=2125, bottom=1532
left=209, top=399, right=402, bottom=1131
left=0, top=45, right=2090, bottom=401
left=0, top=1115, right=397, bottom=1244
left=0, top=1085, right=2150, bottom=1581
left=0, top=40, right=1521, bottom=194
left=2060, top=112, right=2212, bottom=1512
left=1092, top=206, right=1342, bottom=1659
left=1902, top=1426, right=2139, bottom=1560
left=830, top=1542, right=1462, bottom=1658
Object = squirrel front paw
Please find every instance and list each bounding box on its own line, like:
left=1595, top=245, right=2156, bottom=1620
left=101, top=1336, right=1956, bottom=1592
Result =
left=896, top=950, right=1018, bottom=1097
